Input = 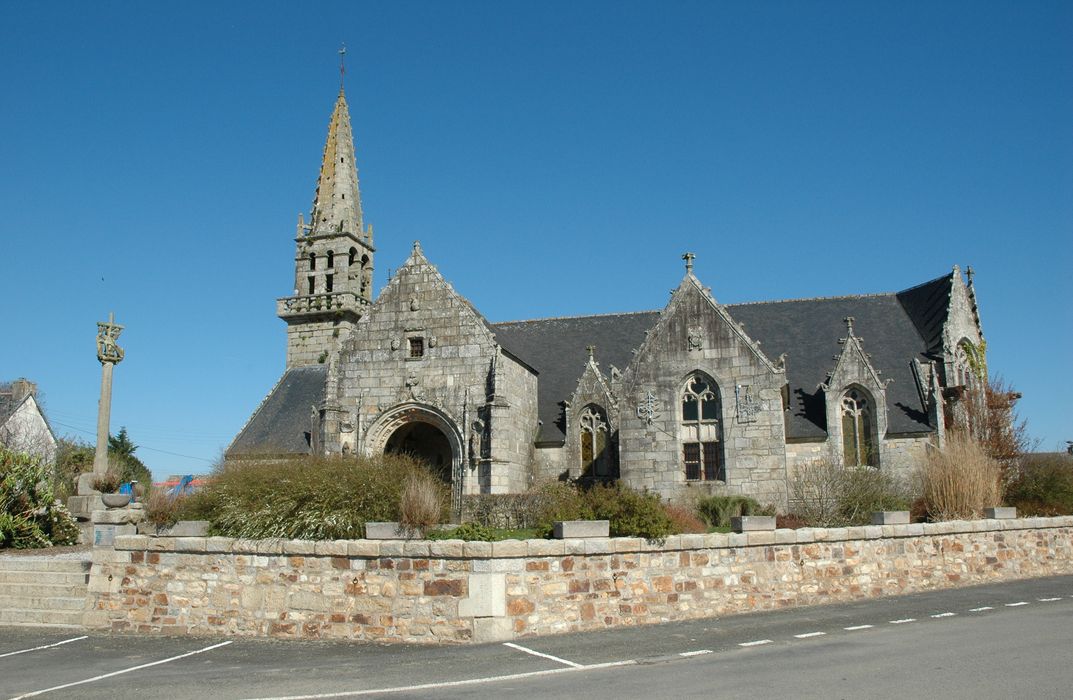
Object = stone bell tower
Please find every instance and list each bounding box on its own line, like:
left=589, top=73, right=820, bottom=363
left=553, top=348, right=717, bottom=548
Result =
left=277, top=81, right=375, bottom=367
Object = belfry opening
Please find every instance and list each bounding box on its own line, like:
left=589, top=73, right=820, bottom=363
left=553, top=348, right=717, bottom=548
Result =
left=384, top=421, right=452, bottom=482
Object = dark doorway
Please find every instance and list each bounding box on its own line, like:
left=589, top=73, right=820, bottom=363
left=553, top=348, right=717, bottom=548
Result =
left=384, top=421, right=452, bottom=482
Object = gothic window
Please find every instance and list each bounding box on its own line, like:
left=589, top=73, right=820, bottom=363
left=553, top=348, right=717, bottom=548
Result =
left=308, top=253, right=316, bottom=271
left=325, top=274, right=334, bottom=293
left=579, top=405, right=613, bottom=478
left=327, top=251, right=335, bottom=269
left=681, top=374, right=724, bottom=481
left=841, top=387, right=877, bottom=467
left=409, top=337, right=424, bottom=358
left=307, top=276, right=315, bottom=295
left=348, top=247, right=357, bottom=267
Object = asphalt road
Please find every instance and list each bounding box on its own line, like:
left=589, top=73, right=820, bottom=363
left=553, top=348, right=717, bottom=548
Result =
left=2, top=575, right=1072, bottom=699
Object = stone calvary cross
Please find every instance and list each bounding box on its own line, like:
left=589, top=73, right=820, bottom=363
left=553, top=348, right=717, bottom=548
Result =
left=92, top=312, right=125, bottom=478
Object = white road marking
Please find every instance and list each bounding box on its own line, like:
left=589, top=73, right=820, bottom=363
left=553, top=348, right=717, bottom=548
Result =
left=1005, top=601, right=1029, bottom=607
left=503, top=642, right=582, bottom=668
left=0, top=636, right=88, bottom=659
left=739, top=639, right=772, bottom=647
left=794, top=632, right=826, bottom=638
left=1038, top=597, right=1062, bottom=602
left=844, top=625, right=873, bottom=631
left=679, top=649, right=713, bottom=657
left=931, top=612, right=956, bottom=618
left=240, top=660, right=638, bottom=699
left=9, top=640, right=232, bottom=699
left=969, top=606, right=993, bottom=612
left=889, top=618, right=916, bottom=624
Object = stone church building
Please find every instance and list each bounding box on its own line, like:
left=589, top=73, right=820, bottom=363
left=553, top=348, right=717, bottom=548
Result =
left=228, top=88, right=987, bottom=508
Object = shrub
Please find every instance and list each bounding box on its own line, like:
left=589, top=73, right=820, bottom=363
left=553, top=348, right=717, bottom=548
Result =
left=788, top=458, right=846, bottom=527
left=920, top=431, right=1003, bottom=520
left=0, top=446, right=80, bottom=549
left=694, top=495, right=772, bottom=529
left=789, top=458, right=911, bottom=527
left=1004, top=453, right=1073, bottom=516
left=399, top=472, right=448, bottom=533
left=428, top=521, right=498, bottom=541
left=543, top=482, right=677, bottom=540
left=462, top=491, right=559, bottom=530
left=192, top=453, right=442, bottom=540
left=664, top=503, right=708, bottom=534
left=837, top=465, right=912, bottom=525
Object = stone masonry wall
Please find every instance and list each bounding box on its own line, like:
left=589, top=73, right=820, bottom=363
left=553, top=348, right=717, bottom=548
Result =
left=618, top=276, right=788, bottom=505
left=86, top=516, right=1073, bottom=644
left=785, top=434, right=934, bottom=484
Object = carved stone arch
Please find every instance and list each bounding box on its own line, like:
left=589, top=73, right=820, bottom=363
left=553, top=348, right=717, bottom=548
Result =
left=363, top=402, right=464, bottom=483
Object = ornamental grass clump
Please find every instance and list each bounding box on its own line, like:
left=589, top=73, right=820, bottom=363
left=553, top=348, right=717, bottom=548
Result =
left=399, top=471, right=449, bottom=534
left=194, top=453, right=441, bottom=540
left=0, top=447, right=80, bottom=549
left=920, top=431, right=1003, bottom=521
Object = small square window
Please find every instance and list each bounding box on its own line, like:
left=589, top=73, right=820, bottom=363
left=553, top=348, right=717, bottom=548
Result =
left=408, top=337, right=424, bottom=358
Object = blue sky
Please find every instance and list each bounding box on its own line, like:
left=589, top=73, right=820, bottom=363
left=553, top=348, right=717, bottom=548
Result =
left=1, top=1, right=1070, bottom=478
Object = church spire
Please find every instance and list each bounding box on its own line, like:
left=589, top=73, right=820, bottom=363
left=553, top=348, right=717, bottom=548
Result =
left=310, top=88, right=364, bottom=238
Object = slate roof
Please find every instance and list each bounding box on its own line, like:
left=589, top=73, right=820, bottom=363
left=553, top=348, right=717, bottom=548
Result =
left=492, top=284, right=941, bottom=444
left=728, top=295, right=932, bottom=439
left=492, top=312, right=659, bottom=443
left=227, top=366, right=326, bottom=456
left=893, top=272, right=954, bottom=353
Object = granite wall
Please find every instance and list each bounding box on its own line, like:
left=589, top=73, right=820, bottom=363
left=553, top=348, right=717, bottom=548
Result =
left=85, top=516, right=1073, bottom=644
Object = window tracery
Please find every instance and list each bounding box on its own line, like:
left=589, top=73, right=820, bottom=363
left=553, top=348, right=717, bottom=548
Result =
left=579, top=405, right=612, bottom=478
left=841, top=387, right=877, bottom=467
left=681, top=374, right=724, bottom=481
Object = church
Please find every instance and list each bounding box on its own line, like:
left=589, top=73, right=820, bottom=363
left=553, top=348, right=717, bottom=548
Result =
left=227, top=88, right=987, bottom=509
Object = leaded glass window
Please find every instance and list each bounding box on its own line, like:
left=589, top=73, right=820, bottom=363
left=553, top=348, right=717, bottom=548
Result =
left=681, top=374, right=724, bottom=481
left=841, top=387, right=877, bottom=467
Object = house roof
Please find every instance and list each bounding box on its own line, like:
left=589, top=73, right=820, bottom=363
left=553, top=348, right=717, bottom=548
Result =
left=492, top=286, right=938, bottom=443
left=227, top=366, right=326, bottom=457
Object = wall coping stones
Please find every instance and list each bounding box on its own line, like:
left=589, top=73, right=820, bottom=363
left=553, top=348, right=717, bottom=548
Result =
left=107, top=515, right=1073, bottom=558
left=872, top=511, right=910, bottom=525
left=731, top=516, right=776, bottom=532
left=985, top=507, right=1016, bottom=519
left=364, top=522, right=411, bottom=539
left=552, top=520, right=610, bottom=539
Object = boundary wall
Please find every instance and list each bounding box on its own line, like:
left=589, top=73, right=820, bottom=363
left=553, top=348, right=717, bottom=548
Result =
left=85, top=516, right=1073, bottom=644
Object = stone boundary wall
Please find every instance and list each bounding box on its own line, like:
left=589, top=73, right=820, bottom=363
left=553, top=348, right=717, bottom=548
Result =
left=85, top=516, right=1073, bottom=644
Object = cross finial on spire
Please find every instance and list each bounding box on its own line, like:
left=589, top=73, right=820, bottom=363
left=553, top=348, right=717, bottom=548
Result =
left=586, top=345, right=596, bottom=361
left=843, top=316, right=855, bottom=336
left=682, top=251, right=695, bottom=273
left=338, top=44, right=347, bottom=89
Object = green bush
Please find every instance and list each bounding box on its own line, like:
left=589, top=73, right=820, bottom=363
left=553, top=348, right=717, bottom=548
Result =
left=694, top=495, right=772, bottom=529
left=0, top=447, right=80, bottom=549
left=191, top=453, right=442, bottom=540
left=429, top=522, right=498, bottom=541
left=1005, top=454, right=1073, bottom=516
left=530, top=481, right=677, bottom=541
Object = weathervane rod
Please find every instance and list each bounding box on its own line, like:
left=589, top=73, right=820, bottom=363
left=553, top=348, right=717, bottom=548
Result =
left=339, top=44, right=346, bottom=89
